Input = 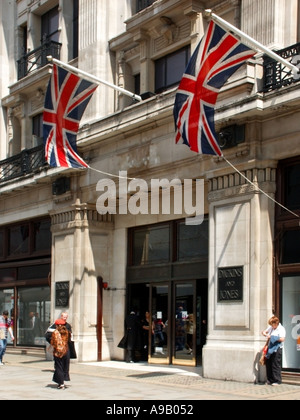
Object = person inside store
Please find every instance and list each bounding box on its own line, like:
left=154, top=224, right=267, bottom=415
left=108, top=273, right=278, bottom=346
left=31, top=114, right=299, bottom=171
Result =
left=45, top=311, right=73, bottom=389
left=141, top=310, right=153, bottom=360
left=28, top=311, right=43, bottom=344
left=262, top=315, right=286, bottom=386
left=186, top=313, right=194, bottom=355
left=0, top=310, right=14, bottom=365
left=124, top=308, right=141, bottom=363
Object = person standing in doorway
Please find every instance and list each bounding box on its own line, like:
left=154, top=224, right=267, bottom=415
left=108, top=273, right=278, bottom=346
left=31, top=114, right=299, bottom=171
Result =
left=141, top=310, right=153, bottom=360
left=0, top=310, right=14, bottom=365
left=125, top=309, right=141, bottom=363
left=262, top=315, right=286, bottom=386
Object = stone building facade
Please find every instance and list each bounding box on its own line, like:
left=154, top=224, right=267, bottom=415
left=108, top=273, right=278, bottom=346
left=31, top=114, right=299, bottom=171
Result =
left=0, top=0, right=299, bottom=383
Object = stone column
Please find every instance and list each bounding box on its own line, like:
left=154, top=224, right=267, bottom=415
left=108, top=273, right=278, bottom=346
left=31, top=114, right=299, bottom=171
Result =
left=241, top=0, right=298, bottom=49
left=202, top=166, right=276, bottom=383
left=50, top=202, right=114, bottom=362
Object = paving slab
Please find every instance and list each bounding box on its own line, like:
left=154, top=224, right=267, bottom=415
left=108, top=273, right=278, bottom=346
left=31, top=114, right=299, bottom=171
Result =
left=1, top=353, right=300, bottom=401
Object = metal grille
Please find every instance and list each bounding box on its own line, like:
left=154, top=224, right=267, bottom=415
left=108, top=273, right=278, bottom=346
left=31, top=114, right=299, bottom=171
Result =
left=0, top=145, right=47, bottom=183
left=17, top=39, right=61, bottom=80
left=262, top=42, right=300, bottom=92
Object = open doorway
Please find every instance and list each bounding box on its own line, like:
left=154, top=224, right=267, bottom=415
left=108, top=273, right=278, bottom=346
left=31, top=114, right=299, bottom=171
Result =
left=127, top=279, right=208, bottom=366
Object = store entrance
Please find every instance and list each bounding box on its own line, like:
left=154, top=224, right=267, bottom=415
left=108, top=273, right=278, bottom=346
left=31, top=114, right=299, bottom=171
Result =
left=127, top=279, right=207, bottom=366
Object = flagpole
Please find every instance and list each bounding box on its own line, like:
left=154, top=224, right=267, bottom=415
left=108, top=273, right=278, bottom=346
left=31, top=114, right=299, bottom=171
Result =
left=204, top=9, right=299, bottom=75
left=47, top=56, right=142, bottom=102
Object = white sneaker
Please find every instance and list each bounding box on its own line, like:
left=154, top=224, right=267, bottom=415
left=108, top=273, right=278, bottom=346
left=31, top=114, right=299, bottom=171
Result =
left=0, top=362, right=4, bottom=366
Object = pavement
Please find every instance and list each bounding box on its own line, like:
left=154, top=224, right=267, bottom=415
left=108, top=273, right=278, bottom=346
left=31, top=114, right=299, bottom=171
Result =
left=1, top=351, right=300, bottom=402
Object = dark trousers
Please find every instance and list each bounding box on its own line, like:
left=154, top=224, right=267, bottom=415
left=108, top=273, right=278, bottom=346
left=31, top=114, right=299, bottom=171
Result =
left=266, top=348, right=282, bottom=384
left=53, top=352, right=71, bottom=385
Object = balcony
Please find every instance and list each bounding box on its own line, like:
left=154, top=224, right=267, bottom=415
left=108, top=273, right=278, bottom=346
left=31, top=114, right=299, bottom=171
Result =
left=263, top=42, right=300, bottom=92
left=17, top=39, right=61, bottom=80
left=0, top=145, right=47, bottom=184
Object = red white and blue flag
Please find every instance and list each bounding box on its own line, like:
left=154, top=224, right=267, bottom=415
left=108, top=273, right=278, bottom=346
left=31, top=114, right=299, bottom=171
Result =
left=174, top=20, right=255, bottom=156
left=43, top=64, right=98, bottom=168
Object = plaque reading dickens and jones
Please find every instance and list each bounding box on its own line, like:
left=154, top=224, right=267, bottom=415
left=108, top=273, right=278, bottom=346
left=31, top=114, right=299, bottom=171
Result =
left=55, top=281, right=70, bottom=307
left=218, top=266, right=243, bottom=302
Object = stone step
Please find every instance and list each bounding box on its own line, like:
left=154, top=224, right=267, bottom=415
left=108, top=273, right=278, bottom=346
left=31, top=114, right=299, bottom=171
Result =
left=6, top=346, right=45, bottom=358
left=282, top=372, right=300, bottom=386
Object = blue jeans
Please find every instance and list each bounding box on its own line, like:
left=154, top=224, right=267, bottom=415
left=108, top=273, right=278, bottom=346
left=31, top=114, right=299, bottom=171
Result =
left=0, top=339, right=7, bottom=362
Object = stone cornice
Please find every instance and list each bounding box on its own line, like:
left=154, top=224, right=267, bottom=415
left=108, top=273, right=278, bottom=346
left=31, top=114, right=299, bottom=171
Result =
left=50, top=203, right=114, bottom=232
left=208, top=167, right=276, bottom=202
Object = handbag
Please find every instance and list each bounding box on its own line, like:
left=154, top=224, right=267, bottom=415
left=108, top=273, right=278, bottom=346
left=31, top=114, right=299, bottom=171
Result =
left=259, top=337, right=270, bottom=366
left=69, top=340, right=77, bottom=359
left=0, top=329, right=4, bottom=340
left=118, top=333, right=128, bottom=349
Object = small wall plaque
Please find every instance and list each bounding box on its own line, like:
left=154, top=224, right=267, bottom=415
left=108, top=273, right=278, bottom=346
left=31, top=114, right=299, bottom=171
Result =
left=218, top=266, right=243, bottom=302
left=55, top=281, right=69, bottom=307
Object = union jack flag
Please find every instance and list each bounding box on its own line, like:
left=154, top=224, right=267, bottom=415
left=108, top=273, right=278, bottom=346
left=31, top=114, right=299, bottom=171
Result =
left=174, top=21, right=255, bottom=156
left=43, top=64, right=98, bottom=168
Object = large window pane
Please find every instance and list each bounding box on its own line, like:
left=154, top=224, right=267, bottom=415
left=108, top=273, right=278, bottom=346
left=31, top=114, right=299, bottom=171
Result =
left=0, top=289, right=15, bottom=344
left=0, top=268, right=16, bottom=283
left=17, top=286, right=51, bottom=346
left=155, top=46, right=190, bottom=93
left=41, top=6, right=59, bottom=42
left=33, top=219, right=51, bottom=253
left=282, top=276, right=300, bottom=369
left=177, top=219, right=208, bottom=260
left=9, top=225, right=29, bottom=257
left=133, top=225, right=170, bottom=265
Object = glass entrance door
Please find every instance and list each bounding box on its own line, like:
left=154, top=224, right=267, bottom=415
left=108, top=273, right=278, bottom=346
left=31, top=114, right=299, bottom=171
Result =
left=282, top=275, right=300, bottom=370
left=173, top=282, right=195, bottom=366
left=149, top=284, right=169, bottom=363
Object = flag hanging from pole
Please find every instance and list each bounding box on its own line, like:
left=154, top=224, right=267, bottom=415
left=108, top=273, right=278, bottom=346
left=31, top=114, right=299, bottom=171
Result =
left=173, top=20, right=256, bottom=156
left=43, top=64, right=98, bottom=168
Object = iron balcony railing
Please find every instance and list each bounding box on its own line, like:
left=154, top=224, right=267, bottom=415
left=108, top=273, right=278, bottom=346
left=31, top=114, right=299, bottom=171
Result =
left=263, top=42, right=300, bottom=92
left=0, top=145, right=47, bottom=184
left=17, top=39, right=62, bottom=80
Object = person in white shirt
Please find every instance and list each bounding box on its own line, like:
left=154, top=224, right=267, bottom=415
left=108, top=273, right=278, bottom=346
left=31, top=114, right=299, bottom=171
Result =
left=262, top=316, right=286, bottom=386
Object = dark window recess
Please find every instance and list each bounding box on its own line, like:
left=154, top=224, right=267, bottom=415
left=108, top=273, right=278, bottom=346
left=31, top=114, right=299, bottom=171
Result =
left=218, top=125, right=245, bottom=150
left=281, top=230, right=300, bottom=264
left=52, top=177, right=71, bottom=195
left=134, top=73, right=140, bottom=96
left=32, top=114, right=43, bottom=146
left=284, top=163, right=300, bottom=210
left=18, top=264, right=50, bottom=281
left=0, top=268, right=16, bottom=283
left=155, top=46, right=190, bottom=93
left=73, top=0, right=79, bottom=59
left=0, top=231, right=4, bottom=258
left=136, top=0, right=155, bottom=13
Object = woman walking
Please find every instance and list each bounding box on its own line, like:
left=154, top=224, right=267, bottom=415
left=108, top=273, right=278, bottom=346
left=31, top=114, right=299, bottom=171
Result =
left=50, top=318, right=71, bottom=389
left=46, top=312, right=73, bottom=390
